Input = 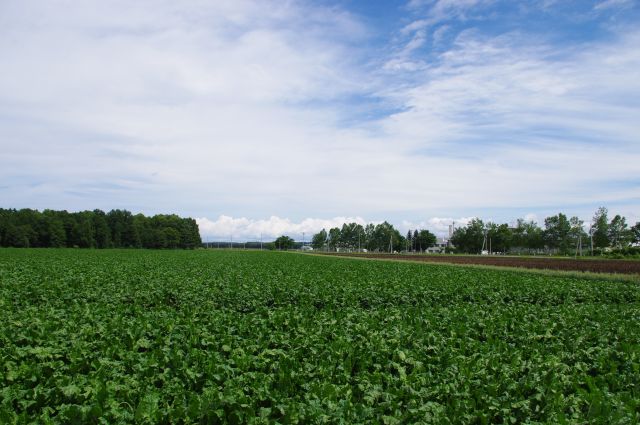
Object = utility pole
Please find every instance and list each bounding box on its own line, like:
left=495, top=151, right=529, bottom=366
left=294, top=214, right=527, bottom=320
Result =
left=302, top=232, right=305, bottom=250
left=260, top=233, right=263, bottom=250
left=481, top=230, right=487, bottom=254
left=389, top=235, right=393, bottom=253
left=575, top=235, right=582, bottom=258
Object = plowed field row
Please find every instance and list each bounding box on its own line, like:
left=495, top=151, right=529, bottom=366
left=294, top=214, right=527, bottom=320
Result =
left=315, top=252, right=640, bottom=274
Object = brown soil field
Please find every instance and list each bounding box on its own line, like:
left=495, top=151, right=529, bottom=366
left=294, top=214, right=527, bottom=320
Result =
left=314, top=253, right=640, bottom=275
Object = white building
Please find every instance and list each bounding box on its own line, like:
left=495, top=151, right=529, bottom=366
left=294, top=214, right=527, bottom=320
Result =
left=426, top=237, right=449, bottom=253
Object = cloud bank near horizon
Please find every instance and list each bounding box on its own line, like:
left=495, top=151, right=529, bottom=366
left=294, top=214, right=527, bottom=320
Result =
left=196, top=215, right=477, bottom=240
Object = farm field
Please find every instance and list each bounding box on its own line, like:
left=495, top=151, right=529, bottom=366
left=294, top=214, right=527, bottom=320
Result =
left=1, top=249, right=639, bottom=424
left=317, top=252, right=640, bottom=275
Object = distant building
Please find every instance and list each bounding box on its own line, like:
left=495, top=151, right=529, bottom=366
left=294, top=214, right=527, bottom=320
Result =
left=426, top=237, right=449, bottom=253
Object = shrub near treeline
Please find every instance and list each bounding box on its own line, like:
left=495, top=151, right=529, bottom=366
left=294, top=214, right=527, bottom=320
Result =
left=0, top=208, right=201, bottom=249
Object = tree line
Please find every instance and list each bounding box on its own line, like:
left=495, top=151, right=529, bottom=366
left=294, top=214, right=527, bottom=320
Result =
left=311, top=222, right=437, bottom=252
left=307, top=207, right=639, bottom=256
left=0, top=208, right=202, bottom=249
left=451, top=207, right=640, bottom=255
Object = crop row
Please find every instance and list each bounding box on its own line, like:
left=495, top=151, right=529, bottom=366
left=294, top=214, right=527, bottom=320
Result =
left=1, top=249, right=639, bottom=423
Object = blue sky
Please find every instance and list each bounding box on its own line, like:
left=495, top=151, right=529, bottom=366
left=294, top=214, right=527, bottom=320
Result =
left=1, top=0, right=639, bottom=239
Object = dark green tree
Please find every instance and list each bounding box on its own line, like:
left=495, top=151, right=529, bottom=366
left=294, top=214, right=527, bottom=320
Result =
left=274, top=235, right=295, bottom=250
left=631, top=222, right=640, bottom=245
left=0, top=208, right=201, bottom=249
left=180, top=218, right=202, bottom=249
left=70, top=212, right=96, bottom=248
left=544, top=213, right=571, bottom=254
left=47, top=217, right=67, bottom=248
left=148, top=228, right=167, bottom=249
left=511, top=219, right=544, bottom=253
left=568, top=216, right=587, bottom=253
left=4, top=224, right=31, bottom=247
left=92, top=209, right=111, bottom=248
left=485, top=222, right=512, bottom=253
left=164, top=227, right=181, bottom=249
left=107, top=209, right=140, bottom=247
left=367, top=222, right=404, bottom=252
left=311, top=229, right=328, bottom=250
left=450, top=219, right=485, bottom=253
left=415, top=229, right=436, bottom=251
left=339, top=223, right=363, bottom=250
left=363, top=224, right=375, bottom=250
left=591, top=207, right=609, bottom=248
left=328, top=228, right=341, bottom=250
left=608, top=215, right=630, bottom=248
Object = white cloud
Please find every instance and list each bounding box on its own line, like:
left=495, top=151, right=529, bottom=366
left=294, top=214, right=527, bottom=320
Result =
left=198, top=215, right=501, bottom=240
left=406, top=0, right=495, bottom=24
left=0, top=0, right=373, bottom=215
left=376, top=29, right=640, bottom=212
left=432, top=25, right=450, bottom=45
left=0, top=0, right=638, bottom=227
left=196, top=215, right=368, bottom=240
left=401, top=217, right=474, bottom=236
left=594, top=0, right=633, bottom=11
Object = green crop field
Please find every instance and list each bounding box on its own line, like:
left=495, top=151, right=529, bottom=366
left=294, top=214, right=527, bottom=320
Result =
left=1, top=249, right=639, bottom=424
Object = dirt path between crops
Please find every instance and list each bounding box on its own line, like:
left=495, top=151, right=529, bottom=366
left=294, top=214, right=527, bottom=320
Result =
left=314, top=253, right=640, bottom=274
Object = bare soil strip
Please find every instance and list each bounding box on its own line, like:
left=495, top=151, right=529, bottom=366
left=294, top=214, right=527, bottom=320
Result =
left=313, top=253, right=640, bottom=274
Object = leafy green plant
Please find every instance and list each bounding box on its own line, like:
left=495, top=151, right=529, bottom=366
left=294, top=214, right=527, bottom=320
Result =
left=0, top=249, right=638, bottom=423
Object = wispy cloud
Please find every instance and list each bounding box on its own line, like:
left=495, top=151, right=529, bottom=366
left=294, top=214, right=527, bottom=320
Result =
left=404, top=0, right=495, bottom=32
left=594, top=0, right=634, bottom=11
left=378, top=29, right=640, bottom=213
